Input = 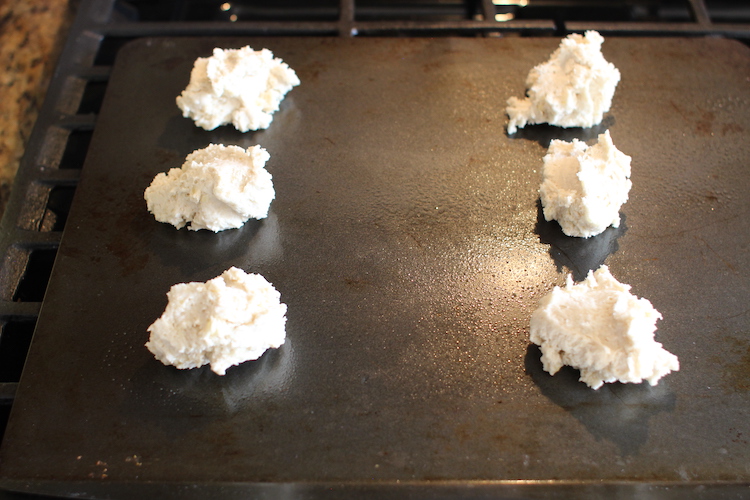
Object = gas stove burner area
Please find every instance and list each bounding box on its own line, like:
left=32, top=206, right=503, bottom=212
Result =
left=0, top=0, right=748, bottom=498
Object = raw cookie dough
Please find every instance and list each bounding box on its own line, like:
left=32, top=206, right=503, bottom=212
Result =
left=539, top=130, right=631, bottom=238
left=144, top=143, right=274, bottom=232
left=529, top=265, right=679, bottom=390
left=176, top=46, right=300, bottom=132
left=507, top=31, right=620, bottom=134
left=146, top=267, right=287, bottom=376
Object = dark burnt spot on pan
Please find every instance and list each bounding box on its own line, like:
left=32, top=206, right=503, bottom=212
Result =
left=668, top=99, right=690, bottom=122
left=296, top=57, right=328, bottom=83
left=716, top=335, right=750, bottom=393
left=422, top=60, right=443, bottom=73
left=695, top=109, right=715, bottom=136
left=669, top=101, right=744, bottom=137
left=725, top=345, right=750, bottom=392
left=303, top=67, right=321, bottom=83
left=730, top=428, right=749, bottom=445
left=721, top=122, right=744, bottom=135
left=703, top=191, right=719, bottom=203
left=508, top=115, right=615, bottom=148
left=344, top=277, right=373, bottom=290
left=534, top=200, right=626, bottom=282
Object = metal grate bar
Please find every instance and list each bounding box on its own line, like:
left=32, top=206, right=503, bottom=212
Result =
left=88, top=19, right=749, bottom=39
left=0, top=384, right=17, bottom=403
left=564, top=21, right=750, bottom=38
left=97, top=20, right=342, bottom=37
left=93, top=18, right=558, bottom=37
left=6, top=232, right=62, bottom=251
left=0, top=302, right=42, bottom=322
left=688, top=0, right=712, bottom=26
left=340, top=0, right=355, bottom=36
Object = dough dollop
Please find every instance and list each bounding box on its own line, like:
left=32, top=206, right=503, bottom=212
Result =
left=507, top=31, right=620, bottom=135
left=529, top=266, right=679, bottom=390
left=146, top=267, right=287, bottom=376
left=540, top=130, right=631, bottom=238
left=176, top=46, right=300, bottom=132
left=144, top=143, right=274, bottom=232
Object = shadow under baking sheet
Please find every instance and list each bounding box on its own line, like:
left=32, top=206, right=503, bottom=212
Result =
left=534, top=199, right=627, bottom=282
left=507, top=115, right=616, bottom=148
left=524, top=344, right=677, bottom=456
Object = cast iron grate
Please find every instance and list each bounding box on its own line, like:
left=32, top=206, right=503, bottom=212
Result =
left=0, top=0, right=748, bottom=451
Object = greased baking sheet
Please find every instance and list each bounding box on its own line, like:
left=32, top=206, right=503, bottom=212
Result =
left=0, top=37, right=748, bottom=498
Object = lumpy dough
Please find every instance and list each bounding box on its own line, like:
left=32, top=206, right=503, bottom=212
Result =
left=176, top=46, right=300, bottom=132
left=146, top=267, right=287, bottom=376
left=529, top=265, right=679, bottom=390
left=144, top=144, right=274, bottom=232
left=539, top=130, right=631, bottom=238
left=506, top=31, right=620, bottom=135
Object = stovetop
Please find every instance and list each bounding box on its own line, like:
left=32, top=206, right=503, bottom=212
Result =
left=0, top=0, right=748, bottom=498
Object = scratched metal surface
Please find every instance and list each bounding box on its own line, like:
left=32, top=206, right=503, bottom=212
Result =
left=0, top=37, right=748, bottom=498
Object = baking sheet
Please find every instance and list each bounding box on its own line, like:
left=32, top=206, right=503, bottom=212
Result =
left=0, top=36, right=749, bottom=497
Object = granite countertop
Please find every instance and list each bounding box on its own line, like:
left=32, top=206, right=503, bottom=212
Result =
left=0, top=0, right=77, bottom=218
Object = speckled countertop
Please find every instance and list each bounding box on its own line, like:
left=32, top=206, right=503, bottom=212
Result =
left=0, top=0, right=77, bottom=216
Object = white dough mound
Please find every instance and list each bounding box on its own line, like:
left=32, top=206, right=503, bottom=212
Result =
left=540, top=130, right=631, bottom=238
left=507, top=31, right=620, bottom=134
left=530, top=266, right=679, bottom=390
left=146, top=267, right=287, bottom=376
left=144, top=144, right=274, bottom=232
left=176, top=46, right=300, bottom=132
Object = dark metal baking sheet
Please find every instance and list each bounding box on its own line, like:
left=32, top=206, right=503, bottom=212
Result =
left=0, top=36, right=748, bottom=498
